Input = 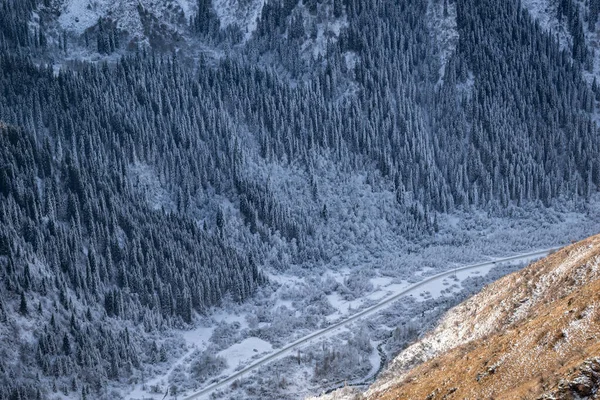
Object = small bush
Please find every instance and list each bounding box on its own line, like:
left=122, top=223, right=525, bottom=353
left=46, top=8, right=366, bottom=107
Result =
left=190, top=352, right=228, bottom=384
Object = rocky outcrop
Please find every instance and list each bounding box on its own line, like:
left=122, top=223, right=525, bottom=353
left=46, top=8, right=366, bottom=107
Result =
left=539, top=358, right=600, bottom=399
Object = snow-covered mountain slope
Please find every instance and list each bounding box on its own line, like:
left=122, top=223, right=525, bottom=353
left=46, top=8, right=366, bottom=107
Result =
left=315, top=235, right=600, bottom=399
left=521, top=0, right=600, bottom=79
left=6, top=0, right=600, bottom=397
left=521, top=0, right=572, bottom=50
left=33, top=0, right=266, bottom=58
left=57, top=0, right=177, bottom=36
left=212, top=0, right=264, bottom=41
left=428, top=0, right=459, bottom=86
left=51, top=0, right=192, bottom=49
left=54, top=0, right=264, bottom=40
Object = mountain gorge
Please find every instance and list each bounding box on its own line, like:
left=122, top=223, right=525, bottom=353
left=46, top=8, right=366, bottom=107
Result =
left=2, top=0, right=600, bottom=398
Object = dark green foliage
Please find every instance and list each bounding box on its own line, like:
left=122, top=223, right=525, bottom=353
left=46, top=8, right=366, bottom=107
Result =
left=557, top=0, right=588, bottom=64
left=0, top=117, right=263, bottom=320
left=19, top=292, right=27, bottom=315
left=96, top=18, right=119, bottom=54
left=0, top=0, right=41, bottom=48
left=192, top=0, right=220, bottom=35
left=591, top=0, right=600, bottom=31
left=0, top=0, right=599, bottom=396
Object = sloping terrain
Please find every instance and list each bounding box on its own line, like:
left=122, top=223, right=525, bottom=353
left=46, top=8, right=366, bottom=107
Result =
left=317, top=235, right=600, bottom=400
left=520, top=0, right=600, bottom=78
left=4, top=0, right=600, bottom=398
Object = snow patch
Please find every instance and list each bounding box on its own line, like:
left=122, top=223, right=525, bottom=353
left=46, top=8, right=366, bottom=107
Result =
left=521, top=0, right=569, bottom=48
left=212, top=310, right=249, bottom=330
left=182, top=326, right=214, bottom=349
left=344, top=51, right=359, bottom=70
left=218, top=337, right=273, bottom=373
left=128, top=163, right=175, bottom=212
left=56, top=0, right=191, bottom=49
left=212, top=0, right=265, bottom=41
left=302, top=16, right=348, bottom=60
left=428, top=0, right=459, bottom=85
left=176, top=0, right=194, bottom=19
left=58, top=0, right=106, bottom=35
left=58, top=0, right=146, bottom=37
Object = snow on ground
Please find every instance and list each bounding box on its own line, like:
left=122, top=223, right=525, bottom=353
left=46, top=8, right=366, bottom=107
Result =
left=344, top=51, right=359, bottom=70
left=267, top=273, right=305, bottom=285
left=182, top=326, right=214, bottom=350
left=364, top=342, right=382, bottom=381
left=58, top=0, right=108, bottom=35
left=212, top=0, right=265, bottom=41
left=218, top=337, right=273, bottom=374
left=520, top=0, right=600, bottom=83
left=521, top=0, right=571, bottom=50
left=326, top=278, right=410, bottom=322
left=372, top=276, right=417, bottom=293
left=414, top=267, right=434, bottom=277
left=128, top=163, right=176, bottom=212
left=53, top=0, right=194, bottom=60
left=325, top=292, right=369, bottom=320
left=127, top=325, right=214, bottom=400
left=428, top=0, right=459, bottom=85
left=175, top=0, right=194, bottom=19
left=212, top=310, right=249, bottom=330
left=57, top=0, right=193, bottom=35
left=121, top=183, right=600, bottom=400
left=58, top=0, right=144, bottom=36
left=121, top=156, right=600, bottom=400
left=370, top=276, right=394, bottom=288
left=166, top=250, right=554, bottom=400
left=305, top=16, right=349, bottom=60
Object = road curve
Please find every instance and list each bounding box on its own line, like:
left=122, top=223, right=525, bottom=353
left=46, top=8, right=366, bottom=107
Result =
left=183, top=247, right=561, bottom=400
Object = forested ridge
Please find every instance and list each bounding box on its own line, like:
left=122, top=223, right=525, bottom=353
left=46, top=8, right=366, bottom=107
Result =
left=0, top=0, right=599, bottom=398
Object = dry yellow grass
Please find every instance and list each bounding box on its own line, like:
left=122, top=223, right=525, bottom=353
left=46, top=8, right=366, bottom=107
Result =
left=368, top=236, right=600, bottom=400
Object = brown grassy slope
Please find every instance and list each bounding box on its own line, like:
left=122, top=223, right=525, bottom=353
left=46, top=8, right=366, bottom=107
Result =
left=368, top=236, right=600, bottom=400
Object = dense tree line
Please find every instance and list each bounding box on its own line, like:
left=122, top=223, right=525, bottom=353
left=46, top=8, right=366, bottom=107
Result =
left=0, top=0, right=44, bottom=50
left=244, top=0, right=599, bottom=210
left=557, top=0, right=589, bottom=65
left=0, top=0, right=599, bottom=396
left=192, top=0, right=220, bottom=37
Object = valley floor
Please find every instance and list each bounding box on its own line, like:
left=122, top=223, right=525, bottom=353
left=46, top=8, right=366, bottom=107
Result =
left=122, top=197, right=600, bottom=400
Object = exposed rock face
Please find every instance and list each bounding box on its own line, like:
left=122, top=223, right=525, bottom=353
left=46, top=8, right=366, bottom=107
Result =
left=538, top=358, right=600, bottom=399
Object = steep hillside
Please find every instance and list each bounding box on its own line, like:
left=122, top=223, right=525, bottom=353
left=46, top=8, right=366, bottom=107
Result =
left=520, top=0, right=600, bottom=74
left=317, top=236, right=600, bottom=400
left=4, top=0, right=600, bottom=398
